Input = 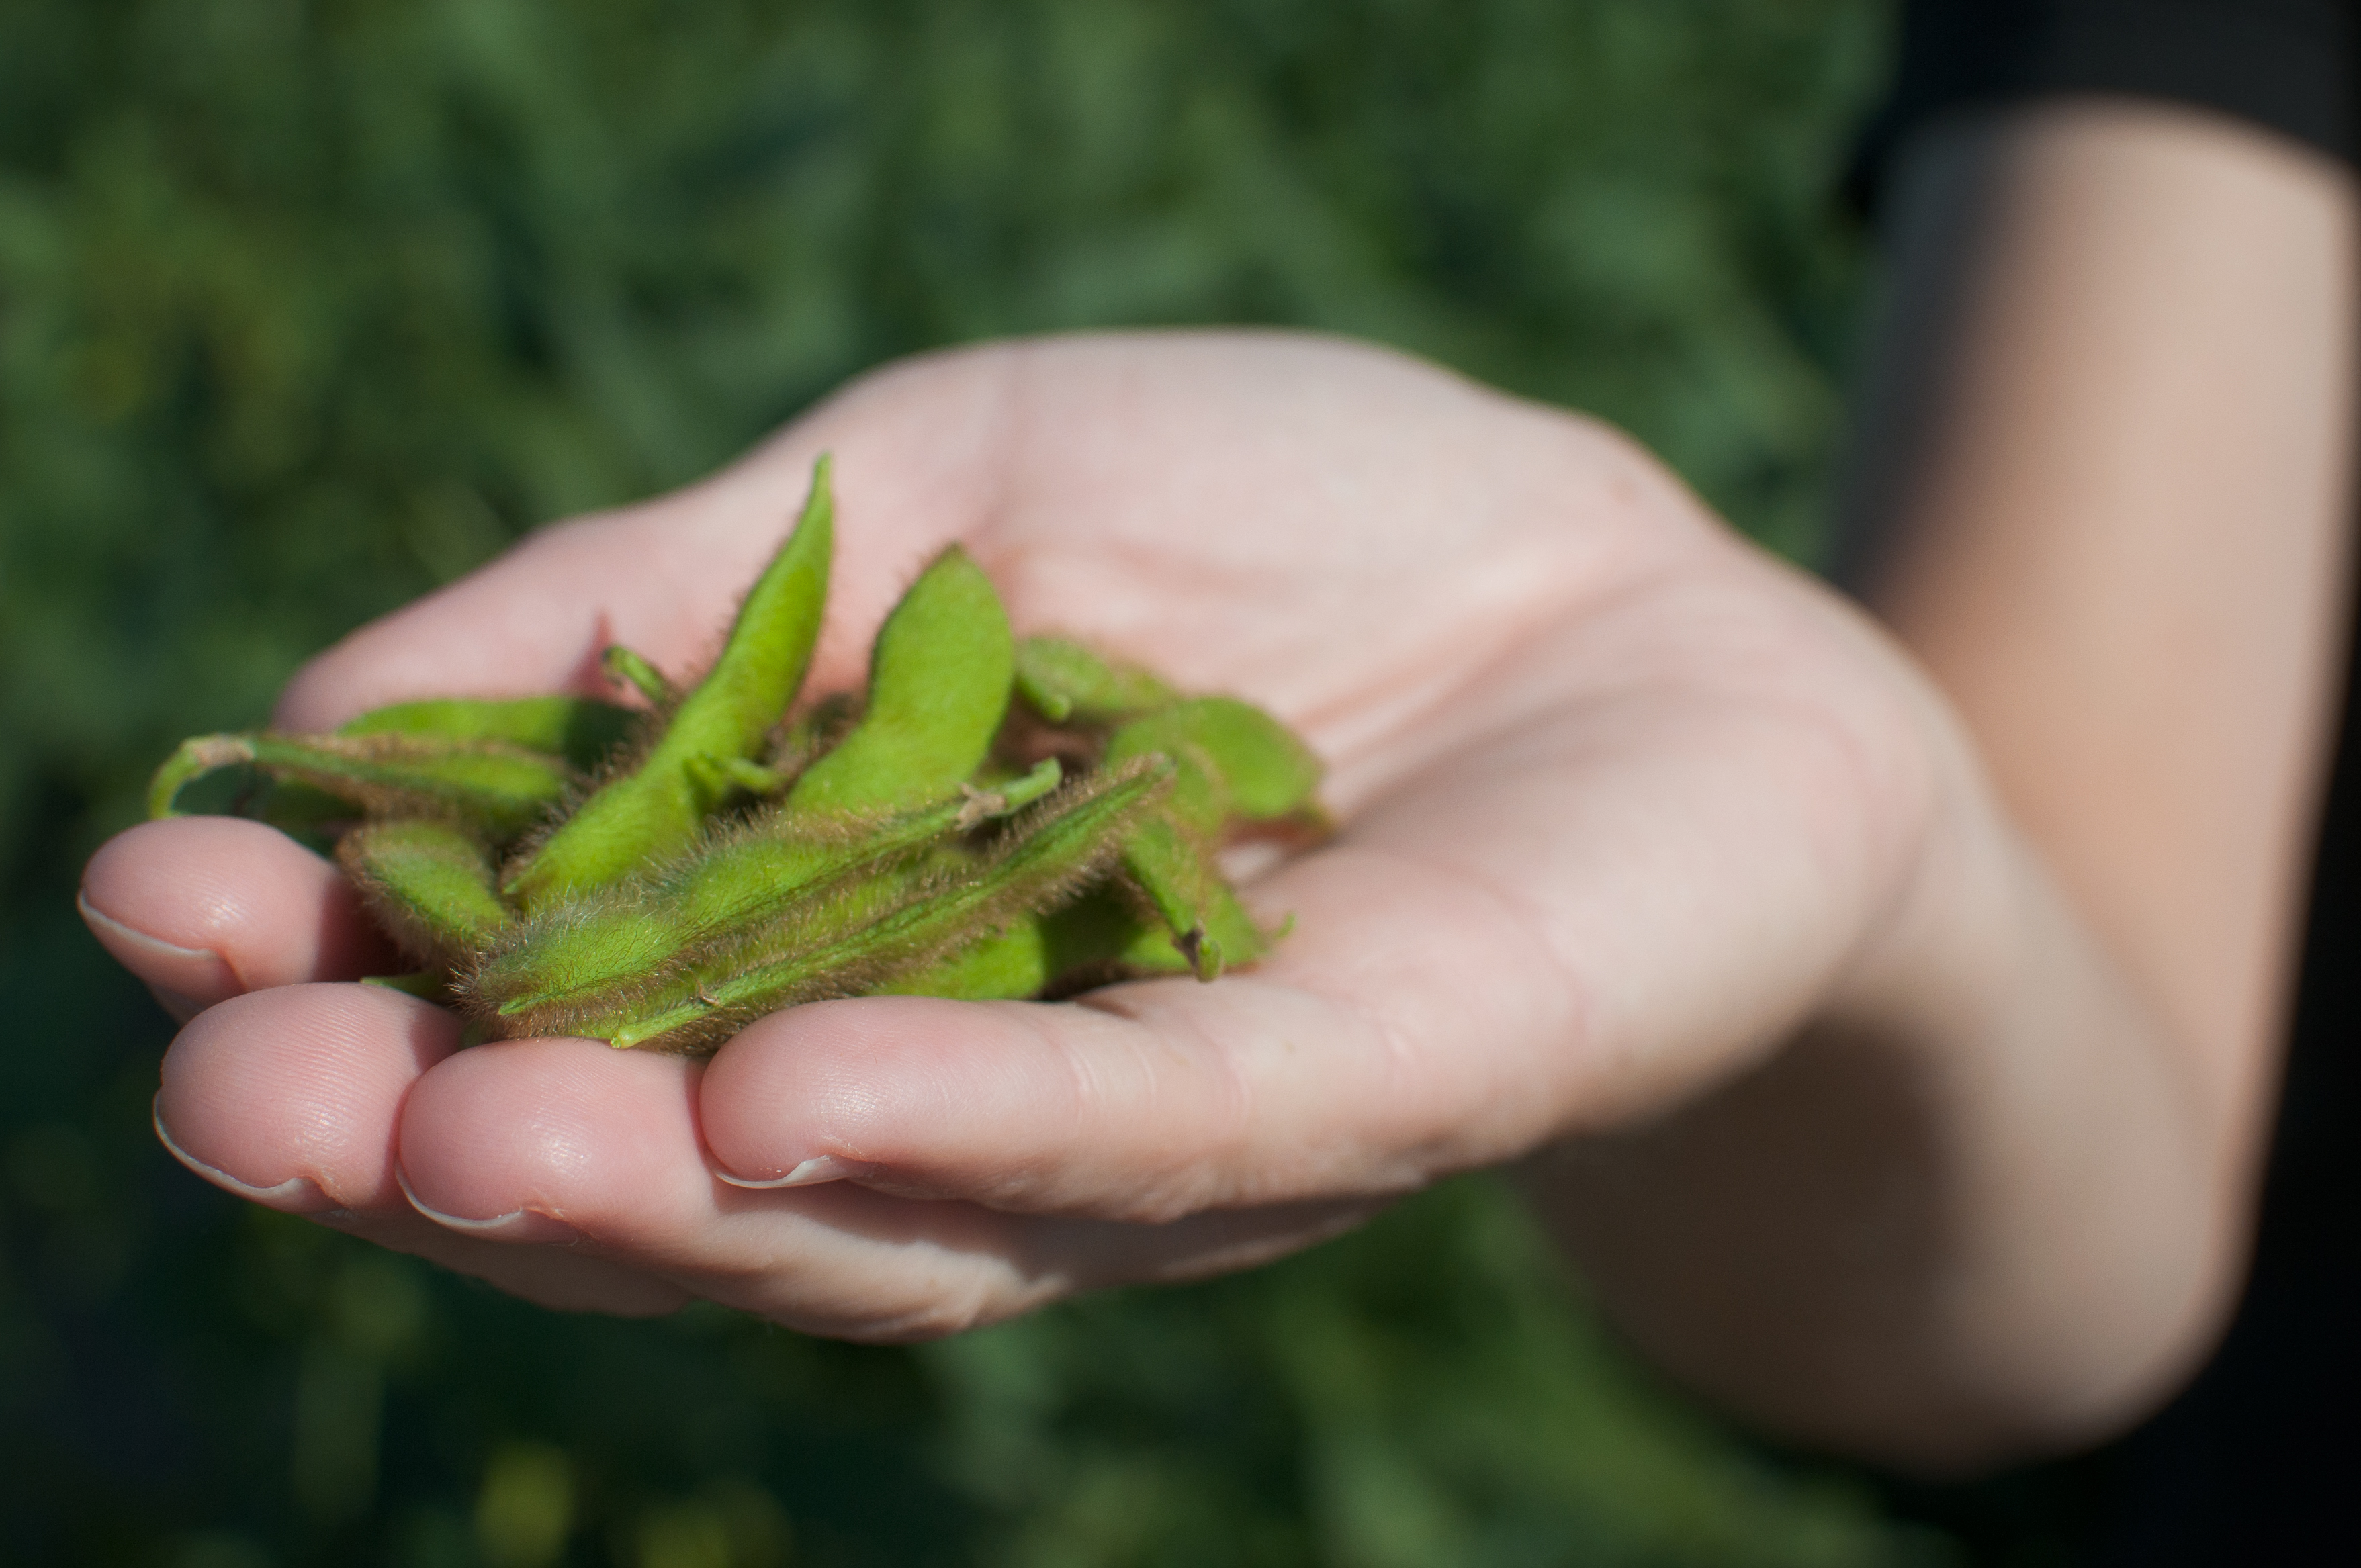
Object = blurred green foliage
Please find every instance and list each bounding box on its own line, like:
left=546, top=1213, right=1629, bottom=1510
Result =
left=0, top=1, right=1943, bottom=1563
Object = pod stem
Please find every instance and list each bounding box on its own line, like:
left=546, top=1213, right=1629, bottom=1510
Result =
left=148, top=734, right=258, bottom=819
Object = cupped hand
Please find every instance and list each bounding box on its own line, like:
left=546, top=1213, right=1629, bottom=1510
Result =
left=83, top=332, right=1948, bottom=1336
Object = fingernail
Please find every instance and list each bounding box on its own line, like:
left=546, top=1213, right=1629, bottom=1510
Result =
left=714, top=1154, right=860, bottom=1191
left=153, top=1097, right=339, bottom=1213
left=79, top=892, right=238, bottom=1000
left=396, top=1164, right=582, bottom=1242
left=79, top=891, right=224, bottom=964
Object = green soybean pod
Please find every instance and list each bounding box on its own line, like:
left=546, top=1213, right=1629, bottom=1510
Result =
left=467, top=760, right=1063, bottom=1037
left=785, top=545, right=1014, bottom=817
left=1104, top=697, right=1322, bottom=823
left=1012, top=635, right=1179, bottom=725
left=149, top=732, right=576, bottom=843
left=338, top=695, right=640, bottom=773
left=1095, top=717, right=1234, bottom=972
left=1110, top=812, right=1265, bottom=980
left=506, top=457, right=836, bottom=906
left=470, top=807, right=960, bottom=1040
left=338, top=818, right=517, bottom=970
left=1098, top=697, right=1318, bottom=980
left=901, top=886, right=1204, bottom=1003
left=595, top=758, right=1171, bottom=1053
left=144, top=759, right=360, bottom=855
left=1037, top=881, right=1203, bottom=981
left=871, top=915, right=1053, bottom=1001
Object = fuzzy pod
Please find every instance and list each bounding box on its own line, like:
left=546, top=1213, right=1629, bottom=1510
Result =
left=1102, top=698, right=1322, bottom=824
left=1111, top=812, right=1266, bottom=980
left=148, top=731, right=576, bottom=843
left=1012, top=635, right=1179, bottom=725
left=684, top=753, right=792, bottom=800
left=337, top=818, right=517, bottom=970
left=506, top=457, right=836, bottom=907
left=785, top=545, right=1015, bottom=816
left=578, top=756, right=1174, bottom=1054
left=872, top=917, right=1054, bottom=1001
left=465, top=760, right=1065, bottom=1037
left=888, top=885, right=1202, bottom=1003
left=1097, top=701, right=1312, bottom=979
left=1040, top=886, right=1201, bottom=979
left=868, top=858, right=1167, bottom=1002
left=337, top=695, right=640, bottom=773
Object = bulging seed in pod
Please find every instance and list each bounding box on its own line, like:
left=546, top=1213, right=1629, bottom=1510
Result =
left=785, top=544, right=1015, bottom=817
left=339, top=818, right=517, bottom=971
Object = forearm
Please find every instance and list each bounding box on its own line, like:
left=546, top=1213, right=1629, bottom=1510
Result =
left=1851, top=103, right=2356, bottom=1124
left=1525, top=726, right=2231, bottom=1471
left=1527, top=103, right=2356, bottom=1469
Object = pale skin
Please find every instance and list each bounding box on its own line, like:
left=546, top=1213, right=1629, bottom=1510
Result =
left=81, top=101, right=2356, bottom=1473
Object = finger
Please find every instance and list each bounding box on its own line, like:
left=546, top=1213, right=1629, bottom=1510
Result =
left=392, top=1033, right=1385, bottom=1338
left=695, top=842, right=1570, bottom=1224
left=82, top=818, right=399, bottom=1014
left=398, top=1035, right=1034, bottom=1335
left=157, top=982, right=462, bottom=1214
left=274, top=349, right=1020, bottom=731
left=154, top=983, right=683, bottom=1315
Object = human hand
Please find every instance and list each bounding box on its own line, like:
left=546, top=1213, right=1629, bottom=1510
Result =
left=83, top=332, right=1948, bottom=1336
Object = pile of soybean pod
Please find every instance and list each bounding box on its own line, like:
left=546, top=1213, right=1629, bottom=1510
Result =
left=148, top=459, right=1324, bottom=1054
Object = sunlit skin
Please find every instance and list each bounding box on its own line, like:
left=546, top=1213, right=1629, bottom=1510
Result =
left=83, top=95, right=2356, bottom=1481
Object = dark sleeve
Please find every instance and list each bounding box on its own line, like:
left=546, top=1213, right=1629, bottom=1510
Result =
left=1849, top=0, right=2357, bottom=212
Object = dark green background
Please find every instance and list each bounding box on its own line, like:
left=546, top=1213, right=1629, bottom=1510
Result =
left=0, top=2, right=1954, bottom=1563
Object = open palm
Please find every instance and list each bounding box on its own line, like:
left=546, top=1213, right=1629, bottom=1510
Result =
left=83, top=332, right=1943, bottom=1336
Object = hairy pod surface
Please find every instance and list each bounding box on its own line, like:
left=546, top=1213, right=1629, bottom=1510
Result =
left=150, top=731, right=576, bottom=843
left=1042, top=886, right=1203, bottom=978
left=1012, top=635, right=1179, bottom=725
left=506, top=457, right=836, bottom=907
left=337, top=696, right=639, bottom=773
left=786, top=545, right=1015, bottom=815
left=885, top=882, right=1204, bottom=1003
left=1103, top=698, right=1322, bottom=823
left=463, top=761, right=1063, bottom=1037
left=564, top=757, right=1172, bottom=1054
left=873, top=917, right=1055, bottom=1001
left=338, top=819, right=517, bottom=970
left=1098, top=702, right=1319, bottom=979
left=1116, top=812, right=1265, bottom=980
